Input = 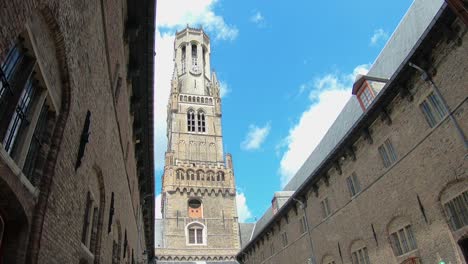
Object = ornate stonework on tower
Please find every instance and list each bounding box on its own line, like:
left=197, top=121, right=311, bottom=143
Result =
left=156, top=27, right=240, bottom=263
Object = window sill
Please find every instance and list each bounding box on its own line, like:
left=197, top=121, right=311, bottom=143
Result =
left=0, top=144, right=39, bottom=199
left=395, top=249, right=419, bottom=261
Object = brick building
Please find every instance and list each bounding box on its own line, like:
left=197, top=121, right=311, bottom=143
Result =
left=0, top=0, right=155, bottom=263
left=237, top=1, right=468, bottom=264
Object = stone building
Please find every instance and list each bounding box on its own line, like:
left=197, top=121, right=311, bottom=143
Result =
left=155, top=27, right=240, bottom=263
left=0, top=0, right=155, bottom=263
left=237, top=1, right=468, bottom=264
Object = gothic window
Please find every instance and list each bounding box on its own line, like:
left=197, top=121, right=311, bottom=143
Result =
left=176, top=169, right=184, bottom=180
left=187, top=223, right=204, bottom=245
left=187, top=110, right=195, bottom=132
left=188, top=96, right=192, bottom=102
left=209, top=98, right=213, bottom=104
left=187, top=170, right=195, bottom=181
left=207, top=171, right=214, bottom=181
left=197, top=110, right=206, bottom=132
left=181, top=46, right=186, bottom=74
left=201, top=98, right=205, bottom=103
left=184, top=95, right=187, bottom=101
left=179, top=95, right=183, bottom=101
left=216, top=172, right=220, bottom=181
left=191, top=44, right=198, bottom=66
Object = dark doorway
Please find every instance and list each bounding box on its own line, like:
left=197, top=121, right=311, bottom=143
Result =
left=459, top=237, right=468, bottom=262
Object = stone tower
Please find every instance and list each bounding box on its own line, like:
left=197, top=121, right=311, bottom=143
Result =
left=156, top=27, right=240, bottom=263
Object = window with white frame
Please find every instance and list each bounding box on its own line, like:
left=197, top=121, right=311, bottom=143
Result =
left=351, top=247, right=371, bottom=264
left=420, top=92, right=447, bottom=128
left=299, top=215, right=307, bottom=234
left=187, top=223, right=204, bottom=245
left=390, top=225, right=417, bottom=256
left=346, top=173, right=361, bottom=197
left=444, top=190, right=468, bottom=231
left=321, top=198, right=331, bottom=218
left=359, top=87, right=374, bottom=109
left=378, top=138, right=397, bottom=168
left=281, top=232, right=288, bottom=247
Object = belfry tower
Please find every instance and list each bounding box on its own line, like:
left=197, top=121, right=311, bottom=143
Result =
left=156, top=27, right=240, bottom=263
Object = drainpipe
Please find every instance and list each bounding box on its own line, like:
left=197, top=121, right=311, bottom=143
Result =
left=408, top=62, right=468, bottom=150
left=292, top=198, right=317, bottom=264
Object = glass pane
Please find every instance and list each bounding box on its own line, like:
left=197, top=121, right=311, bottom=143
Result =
left=363, top=247, right=370, bottom=264
left=358, top=249, right=365, bottom=264
left=196, top=229, right=203, bottom=244
left=391, top=233, right=403, bottom=256
left=378, top=146, right=390, bottom=167
left=189, top=229, right=195, bottom=244
left=429, top=93, right=447, bottom=119
left=405, top=226, right=417, bottom=250
left=353, top=174, right=361, bottom=193
left=420, top=101, right=436, bottom=127
left=398, top=229, right=409, bottom=253
left=352, top=252, right=359, bottom=264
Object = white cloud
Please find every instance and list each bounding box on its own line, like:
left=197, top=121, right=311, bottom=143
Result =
left=370, top=28, right=389, bottom=46
left=278, top=64, right=369, bottom=187
left=157, top=0, right=238, bottom=40
left=155, top=194, right=162, bottom=218
left=236, top=192, right=253, bottom=222
left=250, top=11, right=265, bottom=26
left=154, top=31, right=175, bottom=172
left=241, top=123, right=271, bottom=151
left=219, top=81, right=230, bottom=98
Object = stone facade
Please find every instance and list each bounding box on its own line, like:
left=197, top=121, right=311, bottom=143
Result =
left=0, top=1, right=155, bottom=263
left=156, top=27, right=240, bottom=262
left=237, top=5, right=468, bottom=264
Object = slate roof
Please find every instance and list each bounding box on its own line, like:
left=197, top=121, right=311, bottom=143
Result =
left=238, top=223, right=255, bottom=248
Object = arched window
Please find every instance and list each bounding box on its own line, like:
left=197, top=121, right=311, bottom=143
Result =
left=219, top=171, right=225, bottom=181
left=184, top=95, right=187, bottom=101
left=181, top=46, right=186, bottom=74
left=176, top=169, right=184, bottom=180
left=350, top=240, right=370, bottom=264
left=197, top=97, right=200, bottom=103
left=186, top=222, right=205, bottom=245
left=187, top=170, right=195, bottom=181
left=188, top=96, right=192, bottom=102
left=441, top=183, right=468, bottom=231
left=187, top=110, right=195, bottom=132
left=188, top=199, right=203, bottom=218
left=388, top=217, right=417, bottom=257
left=197, top=110, right=206, bottom=132
left=201, top=98, right=205, bottom=103
left=207, top=171, right=214, bottom=181
left=179, top=95, right=183, bottom=101
left=198, top=170, right=204, bottom=181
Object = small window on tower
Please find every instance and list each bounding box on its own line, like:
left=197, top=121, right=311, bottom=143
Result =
left=181, top=46, right=186, bottom=74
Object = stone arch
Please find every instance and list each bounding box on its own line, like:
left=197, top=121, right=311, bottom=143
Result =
left=26, top=6, right=72, bottom=264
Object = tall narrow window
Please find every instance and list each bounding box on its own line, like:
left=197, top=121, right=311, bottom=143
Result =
left=444, top=191, right=468, bottom=231
left=346, top=173, right=361, bottom=197
left=351, top=247, right=371, bottom=264
left=378, top=138, right=397, bottom=168
left=3, top=71, right=38, bottom=154
left=420, top=92, right=447, bottom=128
left=321, top=198, right=331, bottom=218
left=187, top=110, right=195, bottom=132
left=197, top=110, right=206, bottom=132
left=181, top=46, right=186, bottom=74
left=192, top=44, right=198, bottom=66
left=390, top=225, right=417, bottom=256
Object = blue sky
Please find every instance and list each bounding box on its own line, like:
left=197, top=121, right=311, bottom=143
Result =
left=154, top=0, right=413, bottom=222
